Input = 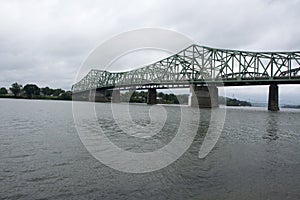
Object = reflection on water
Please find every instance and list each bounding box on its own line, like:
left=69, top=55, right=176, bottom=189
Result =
left=0, top=99, right=300, bottom=199
left=263, top=113, right=279, bottom=141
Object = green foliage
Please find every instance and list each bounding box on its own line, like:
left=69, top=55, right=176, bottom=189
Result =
left=129, top=91, right=147, bottom=103
left=4, top=82, right=72, bottom=101
left=53, top=88, right=65, bottom=96
left=219, top=96, right=251, bottom=106
left=41, top=87, right=54, bottom=96
left=10, top=82, right=22, bottom=96
left=120, top=91, right=182, bottom=104
left=226, top=98, right=251, bottom=106
left=0, top=87, right=8, bottom=95
left=23, top=84, right=40, bottom=98
left=41, top=87, right=69, bottom=98
left=58, top=91, right=72, bottom=100
left=159, top=93, right=179, bottom=104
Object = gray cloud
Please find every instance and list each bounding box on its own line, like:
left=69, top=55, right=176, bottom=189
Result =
left=0, top=0, right=299, bottom=103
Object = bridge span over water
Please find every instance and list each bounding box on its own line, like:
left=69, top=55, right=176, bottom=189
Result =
left=72, top=44, right=300, bottom=111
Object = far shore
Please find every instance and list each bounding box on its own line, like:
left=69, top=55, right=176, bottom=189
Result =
left=0, top=95, right=71, bottom=101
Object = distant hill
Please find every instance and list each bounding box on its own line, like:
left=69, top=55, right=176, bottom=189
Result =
left=219, top=96, right=252, bottom=107
left=281, top=105, right=300, bottom=109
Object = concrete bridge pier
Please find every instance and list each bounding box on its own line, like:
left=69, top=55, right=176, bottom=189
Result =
left=88, top=89, right=96, bottom=102
left=268, top=83, right=279, bottom=111
left=73, top=90, right=92, bottom=101
left=95, top=89, right=109, bottom=102
left=111, top=89, right=121, bottom=103
left=147, top=88, right=157, bottom=104
left=189, top=84, right=219, bottom=108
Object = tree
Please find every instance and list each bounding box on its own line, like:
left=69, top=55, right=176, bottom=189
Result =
left=0, top=87, right=8, bottom=95
left=41, top=87, right=54, bottom=96
left=158, top=92, right=164, bottom=98
left=226, top=98, right=251, bottom=107
left=58, top=91, right=72, bottom=100
left=23, top=84, right=40, bottom=98
left=10, top=82, right=22, bottom=97
left=53, top=88, right=65, bottom=96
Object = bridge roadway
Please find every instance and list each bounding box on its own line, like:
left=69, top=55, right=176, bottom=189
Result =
left=72, top=44, right=300, bottom=111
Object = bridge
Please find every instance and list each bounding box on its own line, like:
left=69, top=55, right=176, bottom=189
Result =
left=72, top=44, right=300, bottom=111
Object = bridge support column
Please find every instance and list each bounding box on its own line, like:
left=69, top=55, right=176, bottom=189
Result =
left=88, top=89, right=96, bottom=102
left=111, top=89, right=121, bottom=103
left=95, top=89, right=109, bottom=102
left=268, top=83, right=279, bottom=111
left=189, top=84, right=219, bottom=108
left=147, top=88, right=157, bottom=105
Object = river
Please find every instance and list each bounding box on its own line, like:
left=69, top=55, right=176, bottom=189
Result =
left=0, top=98, right=300, bottom=199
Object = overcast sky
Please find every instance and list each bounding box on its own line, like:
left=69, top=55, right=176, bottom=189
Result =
left=0, top=0, right=299, bottom=104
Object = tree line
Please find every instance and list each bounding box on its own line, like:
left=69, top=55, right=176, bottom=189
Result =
left=0, top=84, right=252, bottom=106
left=122, top=91, right=251, bottom=106
left=0, top=82, right=72, bottom=100
left=121, top=91, right=189, bottom=104
left=218, top=96, right=252, bottom=106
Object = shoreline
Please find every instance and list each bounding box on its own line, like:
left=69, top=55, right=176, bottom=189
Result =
left=0, top=95, right=71, bottom=101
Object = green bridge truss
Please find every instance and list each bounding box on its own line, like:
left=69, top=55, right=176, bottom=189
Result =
left=72, top=44, right=300, bottom=92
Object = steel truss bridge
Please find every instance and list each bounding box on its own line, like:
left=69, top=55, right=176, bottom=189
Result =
left=72, top=44, right=300, bottom=92
left=72, top=44, right=300, bottom=110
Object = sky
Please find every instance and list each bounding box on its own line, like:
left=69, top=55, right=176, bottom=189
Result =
left=0, top=0, right=299, bottom=104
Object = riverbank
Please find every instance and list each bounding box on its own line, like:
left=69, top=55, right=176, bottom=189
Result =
left=0, top=95, right=72, bottom=101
